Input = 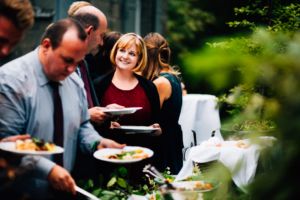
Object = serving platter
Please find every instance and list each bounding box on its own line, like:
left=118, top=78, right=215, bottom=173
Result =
left=102, top=107, right=142, bottom=115
left=93, top=146, right=153, bottom=164
left=114, top=126, right=159, bottom=133
left=0, top=142, right=64, bottom=156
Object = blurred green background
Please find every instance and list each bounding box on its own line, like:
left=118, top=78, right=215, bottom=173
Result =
left=169, top=0, right=300, bottom=199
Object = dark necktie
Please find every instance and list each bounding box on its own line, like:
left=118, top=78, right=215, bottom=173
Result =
left=79, top=61, right=94, bottom=108
left=49, top=81, right=64, bottom=167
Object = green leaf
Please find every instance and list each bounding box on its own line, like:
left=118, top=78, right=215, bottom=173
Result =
left=102, top=190, right=117, bottom=195
left=132, top=191, right=144, bottom=196
left=129, top=186, right=133, bottom=193
left=143, top=184, right=148, bottom=191
left=117, top=178, right=127, bottom=188
left=84, top=179, right=94, bottom=190
left=118, top=167, right=127, bottom=178
left=99, top=174, right=104, bottom=186
left=156, top=193, right=163, bottom=200
left=92, top=188, right=102, bottom=197
left=107, top=177, right=116, bottom=187
left=101, top=191, right=117, bottom=200
left=110, top=172, right=118, bottom=178
left=76, top=180, right=85, bottom=188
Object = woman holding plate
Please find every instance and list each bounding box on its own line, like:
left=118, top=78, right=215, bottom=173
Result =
left=93, top=33, right=161, bottom=183
left=142, top=32, right=184, bottom=174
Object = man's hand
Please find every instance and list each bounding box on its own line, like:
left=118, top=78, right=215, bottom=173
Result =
left=97, top=138, right=126, bottom=150
left=48, top=165, right=76, bottom=195
left=106, top=104, right=125, bottom=110
left=110, top=121, right=121, bottom=129
left=105, top=104, right=125, bottom=122
left=89, top=107, right=112, bottom=125
left=146, top=124, right=162, bottom=136
left=0, top=134, right=30, bottom=142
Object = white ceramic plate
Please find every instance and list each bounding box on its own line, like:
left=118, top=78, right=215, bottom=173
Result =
left=114, top=126, right=159, bottom=133
left=102, top=107, right=142, bottom=115
left=93, top=146, right=154, bottom=164
left=0, top=142, right=64, bottom=156
left=160, top=181, right=221, bottom=194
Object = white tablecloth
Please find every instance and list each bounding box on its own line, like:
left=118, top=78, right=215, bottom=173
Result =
left=175, top=136, right=277, bottom=193
left=179, top=94, right=223, bottom=147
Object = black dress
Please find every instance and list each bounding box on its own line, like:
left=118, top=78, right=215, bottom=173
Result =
left=153, top=73, right=184, bottom=174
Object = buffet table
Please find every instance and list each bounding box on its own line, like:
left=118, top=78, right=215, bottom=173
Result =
left=179, top=94, right=223, bottom=147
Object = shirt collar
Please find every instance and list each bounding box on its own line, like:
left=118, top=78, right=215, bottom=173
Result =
left=33, top=46, right=64, bottom=87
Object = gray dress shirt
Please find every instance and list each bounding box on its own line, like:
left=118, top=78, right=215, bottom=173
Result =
left=0, top=47, right=103, bottom=198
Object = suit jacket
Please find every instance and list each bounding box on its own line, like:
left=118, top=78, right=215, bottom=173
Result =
left=85, top=53, right=100, bottom=81
left=83, top=57, right=99, bottom=107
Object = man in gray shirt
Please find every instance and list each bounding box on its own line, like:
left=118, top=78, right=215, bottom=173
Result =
left=0, top=18, right=125, bottom=199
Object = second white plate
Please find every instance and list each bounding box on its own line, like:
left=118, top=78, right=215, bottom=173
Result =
left=114, top=126, right=159, bottom=133
left=93, top=146, right=154, bottom=164
left=102, top=107, right=142, bottom=115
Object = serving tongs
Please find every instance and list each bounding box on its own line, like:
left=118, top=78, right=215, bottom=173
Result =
left=75, top=185, right=101, bottom=200
left=150, top=167, right=176, bottom=190
left=149, top=167, right=175, bottom=200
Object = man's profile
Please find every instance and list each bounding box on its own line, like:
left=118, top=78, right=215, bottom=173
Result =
left=0, top=0, right=34, bottom=60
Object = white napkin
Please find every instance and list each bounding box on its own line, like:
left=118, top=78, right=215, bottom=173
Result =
left=175, top=137, right=267, bottom=193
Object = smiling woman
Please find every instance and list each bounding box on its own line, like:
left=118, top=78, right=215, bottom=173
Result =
left=93, top=33, right=161, bottom=184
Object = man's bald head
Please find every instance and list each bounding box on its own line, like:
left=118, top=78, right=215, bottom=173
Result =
left=72, top=6, right=105, bottom=31
left=71, top=6, right=107, bottom=54
left=68, top=1, right=91, bottom=18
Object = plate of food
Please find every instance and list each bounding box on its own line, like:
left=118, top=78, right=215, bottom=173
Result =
left=113, top=126, right=159, bottom=133
left=170, top=181, right=219, bottom=192
left=154, top=174, right=205, bottom=184
left=159, top=180, right=220, bottom=199
left=93, top=146, right=153, bottom=164
left=102, top=107, right=142, bottom=115
left=0, top=138, right=64, bottom=156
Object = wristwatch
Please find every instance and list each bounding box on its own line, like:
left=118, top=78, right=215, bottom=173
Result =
left=91, top=140, right=101, bottom=152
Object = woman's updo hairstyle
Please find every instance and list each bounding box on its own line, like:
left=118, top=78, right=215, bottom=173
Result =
left=142, top=32, right=180, bottom=81
left=110, top=33, right=147, bottom=72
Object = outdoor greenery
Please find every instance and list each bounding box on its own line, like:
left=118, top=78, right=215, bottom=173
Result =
left=76, top=166, right=160, bottom=200
left=204, top=1, right=300, bottom=131
left=167, top=0, right=215, bottom=61
left=177, top=0, right=300, bottom=199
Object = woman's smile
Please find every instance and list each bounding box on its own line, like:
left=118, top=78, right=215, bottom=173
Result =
left=115, top=44, right=139, bottom=71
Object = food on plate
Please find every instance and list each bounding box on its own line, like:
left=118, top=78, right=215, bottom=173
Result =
left=15, top=138, right=56, bottom=151
left=103, top=149, right=148, bottom=160
left=176, top=182, right=213, bottom=191
left=165, top=177, right=174, bottom=183
left=236, top=140, right=251, bottom=149
left=236, top=140, right=245, bottom=147
left=215, top=140, right=251, bottom=149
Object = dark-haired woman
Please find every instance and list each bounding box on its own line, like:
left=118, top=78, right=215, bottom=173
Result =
left=142, top=32, right=183, bottom=174
left=92, top=31, right=123, bottom=79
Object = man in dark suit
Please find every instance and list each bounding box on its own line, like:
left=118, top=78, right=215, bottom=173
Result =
left=70, top=5, right=123, bottom=181
left=72, top=5, right=123, bottom=126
